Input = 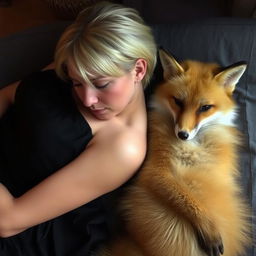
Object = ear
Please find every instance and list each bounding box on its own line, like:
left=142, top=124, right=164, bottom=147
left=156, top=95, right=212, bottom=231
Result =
left=134, top=58, right=147, bottom=82
left=214, top=62, right=247, bottom=93
left=158, top=48, right=184, bottom=80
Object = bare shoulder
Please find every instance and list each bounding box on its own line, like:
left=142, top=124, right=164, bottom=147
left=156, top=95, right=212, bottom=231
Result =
left=110, top=127, right=147, bottom=168
left=88, top=123, right=147, bottom=186
left=97, top=124, right=145, bottom=165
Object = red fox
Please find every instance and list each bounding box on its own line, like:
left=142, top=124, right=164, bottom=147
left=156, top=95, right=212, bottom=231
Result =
left=98, top=49, right=251, bottom=256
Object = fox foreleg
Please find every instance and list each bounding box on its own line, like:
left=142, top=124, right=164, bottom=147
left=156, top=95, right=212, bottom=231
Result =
left=138, top=169, right=224, bottom=256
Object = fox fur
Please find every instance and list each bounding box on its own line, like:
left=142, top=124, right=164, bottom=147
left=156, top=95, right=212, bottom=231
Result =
left=98, top=50, right=251, bottom=256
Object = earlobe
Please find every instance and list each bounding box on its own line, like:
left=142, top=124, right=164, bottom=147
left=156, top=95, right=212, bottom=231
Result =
left=134, top=58, right=147, bottom=82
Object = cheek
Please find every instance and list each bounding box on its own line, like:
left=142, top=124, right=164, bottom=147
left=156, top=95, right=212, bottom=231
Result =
left=104, top=82, right=134, bottom=104
left=102, top=88, right=128, bottom=105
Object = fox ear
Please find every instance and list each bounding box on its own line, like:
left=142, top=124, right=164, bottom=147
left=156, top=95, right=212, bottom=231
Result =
left=214, top=62, right=247, bottom=92
left=159, top=48, right=184, bottom=80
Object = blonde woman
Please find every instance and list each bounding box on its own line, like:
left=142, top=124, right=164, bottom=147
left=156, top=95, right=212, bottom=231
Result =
left=0, top=1, right=157, bottom=255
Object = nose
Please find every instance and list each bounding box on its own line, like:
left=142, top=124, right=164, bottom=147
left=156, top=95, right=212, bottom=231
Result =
left=81, top=86, right=99, bottom=107
left=178, top=131, right=189, bottom=140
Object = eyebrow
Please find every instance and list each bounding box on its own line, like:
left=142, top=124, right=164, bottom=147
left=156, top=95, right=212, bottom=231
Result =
left=90, top=76, right=106, bottom=82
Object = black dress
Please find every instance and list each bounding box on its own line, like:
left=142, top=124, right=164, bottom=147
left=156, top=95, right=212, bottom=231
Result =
left=0, top=70, right=114, bottom=256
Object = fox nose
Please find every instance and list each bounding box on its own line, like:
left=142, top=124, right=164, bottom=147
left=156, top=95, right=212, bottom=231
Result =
left=178, top=131, right=189, bottom=140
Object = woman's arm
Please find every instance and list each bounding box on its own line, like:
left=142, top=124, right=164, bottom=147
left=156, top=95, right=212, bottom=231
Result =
left=0, top=130, right=145, bottom=237
left=0, top=81, right=19, bottom=118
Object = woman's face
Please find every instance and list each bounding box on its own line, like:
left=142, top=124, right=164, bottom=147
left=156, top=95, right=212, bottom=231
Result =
left=67, top=61, right=144, bottom=120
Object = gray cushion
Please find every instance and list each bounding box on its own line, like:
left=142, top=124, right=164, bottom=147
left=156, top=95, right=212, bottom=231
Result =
left=0, top=21, right=70, bottom=88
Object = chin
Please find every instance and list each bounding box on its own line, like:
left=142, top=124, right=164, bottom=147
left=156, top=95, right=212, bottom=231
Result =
left=91, top=111, right=114, bottom=120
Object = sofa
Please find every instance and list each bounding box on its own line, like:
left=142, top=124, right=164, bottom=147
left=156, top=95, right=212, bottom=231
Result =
left=0, top=11, right=255, bottom=256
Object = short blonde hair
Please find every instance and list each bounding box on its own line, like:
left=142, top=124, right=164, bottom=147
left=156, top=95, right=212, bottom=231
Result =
left=54, top=1, right=157, bottom=88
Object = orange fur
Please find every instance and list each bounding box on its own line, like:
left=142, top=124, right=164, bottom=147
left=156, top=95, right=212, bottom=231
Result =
left=97, top=51, right=251, bottom=256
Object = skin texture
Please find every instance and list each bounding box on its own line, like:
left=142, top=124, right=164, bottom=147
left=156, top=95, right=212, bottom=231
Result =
left=67, top=59, right=145, bottom=121
left=0, top=59, right=148, bottom=237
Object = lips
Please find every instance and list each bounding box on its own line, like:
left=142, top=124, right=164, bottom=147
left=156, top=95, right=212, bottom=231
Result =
left=91, top=108, right=105, bottom=111
left=90, top=105, right=105, bottom=110
left=89, top=107, right=108, bottom=115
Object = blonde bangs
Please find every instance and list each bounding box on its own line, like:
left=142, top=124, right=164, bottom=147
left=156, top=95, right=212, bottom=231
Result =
left=72, top=38, right=127, bottom=85
left=55, top=1, right=157, bottom=88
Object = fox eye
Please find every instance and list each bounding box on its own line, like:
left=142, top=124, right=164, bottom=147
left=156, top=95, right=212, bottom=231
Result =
left=199, top=104, right=213, bottom=112
left=173, top=97, right=184, bottom=108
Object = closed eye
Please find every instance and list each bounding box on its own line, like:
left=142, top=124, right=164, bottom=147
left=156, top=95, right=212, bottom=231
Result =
left=173, top=96, right=184, bottom=108
left=199, top=104, right=214, bottom=112
left=71, top=80, right=110, bottom=89
left=70, top=78, right=83, bottom=87
left=94, top=82, right=110, bottom=89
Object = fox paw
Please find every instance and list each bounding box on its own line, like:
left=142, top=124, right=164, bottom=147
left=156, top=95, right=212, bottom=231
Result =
left=196, top=230, right=224, bottom=256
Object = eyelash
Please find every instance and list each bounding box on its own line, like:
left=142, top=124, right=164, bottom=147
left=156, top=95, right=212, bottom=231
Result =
left=94, top=82, right=110, bottom=89
left=72, top=82, right=110, bottom=89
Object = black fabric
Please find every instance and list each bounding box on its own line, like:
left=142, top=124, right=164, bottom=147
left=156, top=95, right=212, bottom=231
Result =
left=0, top=70, right=112, bottom=256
